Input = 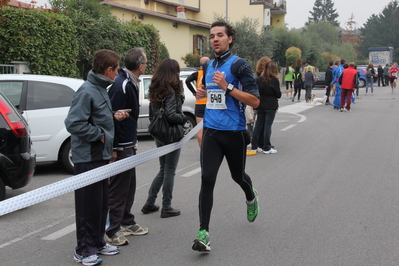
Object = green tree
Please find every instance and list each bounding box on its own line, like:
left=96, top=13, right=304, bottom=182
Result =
left=120, top=20, right=164, bottom=74
left=0, top=6, right=78, bottom=76
left=359, top=0, right=399, bottom=61
left=273, top=28, right=309, bottom=67
left=307, top=0, right=339, bottom=27
left=285, top=46, right=302, bottom=65
left=50, top=0, right=126, bottom=78
left=231, top=17, right=264, bottom=70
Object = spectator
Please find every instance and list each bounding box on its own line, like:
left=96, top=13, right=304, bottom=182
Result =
left=383, top=63, right=390, bottom=87
left=377, top=64, right=385, bottom=87
left=141, top=58, right=187, bottom=218
left=65, top=49, right=130, bottom=266
left=339, top=62, right=358, bottom=112
left=325, top=61, right=334, bottom=105
left=365, top=63, right=375, bottom=95
left=250, top=56, right=281, bottom=154
left=106, top=48, right=149, bottom=246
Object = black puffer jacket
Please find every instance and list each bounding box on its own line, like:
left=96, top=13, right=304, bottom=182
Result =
left=256, top=77, right=282, bottom=110
left=149, top=91, right=187, bottom=125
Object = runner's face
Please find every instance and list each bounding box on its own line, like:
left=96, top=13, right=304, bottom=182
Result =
left=210, top=26, right=232, bottom=56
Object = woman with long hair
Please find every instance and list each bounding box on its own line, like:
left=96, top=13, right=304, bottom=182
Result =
left=365, top=63, right=375, bottom=95
left=250, top=57, right=269, bottom=151
left=251, top=56, right=281, bottom=154
left=141, top=58, right=187, bottom=218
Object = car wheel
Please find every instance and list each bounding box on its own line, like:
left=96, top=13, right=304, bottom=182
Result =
left=184, top=115, right=196, bottom=135
left=0, top=178, right=5, bottom=201
left=61, top=140, right=74, bottom=174
left=358, top=79, right=365, bottom=88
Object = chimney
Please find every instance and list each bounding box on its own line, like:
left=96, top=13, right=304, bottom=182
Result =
left=176, top=6, right=186, bottom=19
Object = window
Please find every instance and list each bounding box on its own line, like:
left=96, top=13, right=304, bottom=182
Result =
left=143, top=78, right=151, bottom=99
left=26, top=81, right=75, bottom=110
left=193, top=35, right=207, bottom=56
left=0, top=81, right=23, bottom=109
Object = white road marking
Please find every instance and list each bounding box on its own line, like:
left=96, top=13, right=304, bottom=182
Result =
left=281, top=125, right=296, bottom=131
left=41, top=223, right=76, bottom=240
left=181, top=167, right=201, bottom=177
left=0, top=214, right=75, bottom=249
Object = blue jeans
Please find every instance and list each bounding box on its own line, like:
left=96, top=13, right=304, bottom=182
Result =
left=366, top=77, right=374, bottom=93
left=145, top=139, right=181, bottom=209
left=251, top=109, right=276, bottom=151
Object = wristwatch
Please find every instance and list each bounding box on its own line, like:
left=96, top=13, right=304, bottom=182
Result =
left=226, top=83, right=234, bottom=94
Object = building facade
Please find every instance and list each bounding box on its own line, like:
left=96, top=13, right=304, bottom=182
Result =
left=101, top=0, right=287, bottom=66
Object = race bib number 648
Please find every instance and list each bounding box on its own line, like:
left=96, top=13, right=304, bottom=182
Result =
left=206, top=89, right=227, bottom=109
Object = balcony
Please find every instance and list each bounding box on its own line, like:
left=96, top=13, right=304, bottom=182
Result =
left=250, top=0, right=286, bottom=12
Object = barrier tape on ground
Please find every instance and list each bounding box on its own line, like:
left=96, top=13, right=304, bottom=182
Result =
left=0, top=121, right=203, bottom=216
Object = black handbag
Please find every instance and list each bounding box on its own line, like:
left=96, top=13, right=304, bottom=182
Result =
left=148, top=98, right=185, bottom=145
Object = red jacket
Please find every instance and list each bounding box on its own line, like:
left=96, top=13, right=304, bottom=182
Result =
left=339, top=66, right=358, bottom=89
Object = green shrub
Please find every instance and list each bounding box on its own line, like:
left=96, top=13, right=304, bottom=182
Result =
left=0, top=6, right=79, bottom=77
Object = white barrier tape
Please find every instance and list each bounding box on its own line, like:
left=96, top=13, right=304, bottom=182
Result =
left=0, top=121, right=203, bottom=216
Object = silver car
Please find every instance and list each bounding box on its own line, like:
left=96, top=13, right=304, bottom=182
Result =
left=0, top=74, right=196, bottom=173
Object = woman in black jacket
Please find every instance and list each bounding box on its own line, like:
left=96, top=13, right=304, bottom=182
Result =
left=377, top=64, right=385, bottom=87
left=142, top=58, right=187, bottom=218
left=251, top=57, right=282, bottom=154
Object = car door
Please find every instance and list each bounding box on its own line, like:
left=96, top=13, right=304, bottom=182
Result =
left=22, top=81, right=75, bottom=162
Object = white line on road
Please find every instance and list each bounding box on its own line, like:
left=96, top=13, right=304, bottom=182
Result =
left=281, top=124, right=296, bottom=131
left=41, top=223, right=76, bottom=240
left=181, top=167, right=201, bottom=177
left=0, top=214, right=75, bottom=249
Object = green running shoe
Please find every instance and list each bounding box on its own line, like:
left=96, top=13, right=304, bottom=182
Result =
left=192, top=230, right=211, bottom=252
left=247, top=189, right=259, bottom=222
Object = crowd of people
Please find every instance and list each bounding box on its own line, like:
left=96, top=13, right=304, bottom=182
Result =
left=63, top=15, right=399, bottom=265
left=65, top=20, right=261, bottom=265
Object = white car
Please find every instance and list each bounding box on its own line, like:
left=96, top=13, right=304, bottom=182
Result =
left=0, top=74, right=196, bottom=173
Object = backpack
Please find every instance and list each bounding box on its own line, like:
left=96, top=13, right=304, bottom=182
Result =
left=366, top=69, right=372, bottom=78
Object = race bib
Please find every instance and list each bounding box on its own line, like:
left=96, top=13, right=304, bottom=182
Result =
left=393, top=72, right=397, bottom=77
left=206, top=89, right=227, bottom=109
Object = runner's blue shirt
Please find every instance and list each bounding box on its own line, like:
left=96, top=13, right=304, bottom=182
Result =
left=203, top=53, right=258, bottom=131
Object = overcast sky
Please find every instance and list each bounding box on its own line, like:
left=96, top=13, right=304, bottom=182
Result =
left=32, top=0, right=394, bottom=30
left=286, top=0, right=394, bottom=29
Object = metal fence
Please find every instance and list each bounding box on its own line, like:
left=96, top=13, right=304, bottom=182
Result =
left=0, top=64, right=16, bottom=74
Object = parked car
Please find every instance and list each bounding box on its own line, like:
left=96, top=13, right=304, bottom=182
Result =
left=313, top=73, right=326, bottom=87
left=0, top=92, right=35, bottom=200
left=0, top=74, right=196, bottom=173
left=358, top=67, right=377, bottom=87
left=138, top=75, right=196, bottom=136
left=313, top=68, right=376, bottom=88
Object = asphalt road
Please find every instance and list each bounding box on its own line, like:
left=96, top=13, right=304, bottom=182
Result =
left=1, top=85, right=399, bottom=265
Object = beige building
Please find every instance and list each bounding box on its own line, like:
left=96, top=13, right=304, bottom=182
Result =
left=101, top=0, right=287, bottom=66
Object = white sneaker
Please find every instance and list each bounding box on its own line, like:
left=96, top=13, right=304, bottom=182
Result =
left=97, top=243, right=121, bottom=255
left=263, top=148, right=277, bottom=154
left=255, top=147, right=263, bottom=153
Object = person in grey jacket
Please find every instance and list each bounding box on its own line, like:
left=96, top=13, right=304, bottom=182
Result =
left=65, top=49, right=129, bottom=266
left=141, top=58, right=187, bottom=218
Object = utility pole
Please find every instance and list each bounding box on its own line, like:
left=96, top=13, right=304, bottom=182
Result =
left=226, top=0, right=228, bottom=22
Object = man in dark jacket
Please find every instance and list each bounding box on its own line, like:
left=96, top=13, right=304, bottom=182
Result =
left=339, top=62, right=358, bottom=112
left=106, top=48, right=149, bottom=246
left=65, top=49, right=129, bottom=266
left=325, top=61, right=334, bottom=105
